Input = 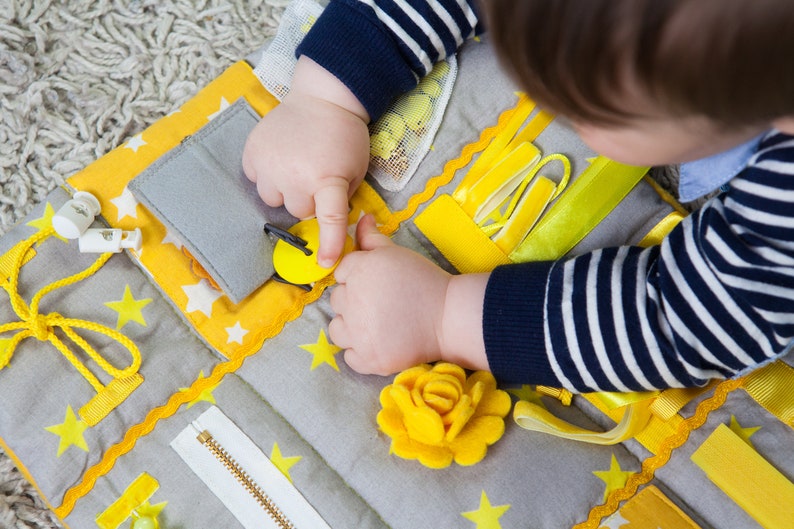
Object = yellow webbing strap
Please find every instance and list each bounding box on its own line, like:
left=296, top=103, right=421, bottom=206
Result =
left=414, top=194, right=512, bottom=274
left=0, top=227, right=142, bottom=426
left=691, top=424, right=794, bottom=529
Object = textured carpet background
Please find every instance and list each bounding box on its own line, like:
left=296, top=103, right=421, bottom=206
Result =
left=0, top=1, right=286, bottom=527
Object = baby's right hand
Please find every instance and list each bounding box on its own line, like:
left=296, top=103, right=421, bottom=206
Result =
left=242, top=57, right=371, bottom=268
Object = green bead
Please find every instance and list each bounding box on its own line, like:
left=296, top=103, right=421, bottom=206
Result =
left=131, top=516, right=158, bottom=529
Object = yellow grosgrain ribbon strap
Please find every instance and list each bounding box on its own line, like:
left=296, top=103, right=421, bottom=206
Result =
left=513, top=398, right=652, bottom=445
left=96, top=473, right=159, bottom=529
left=741, top=360, right=794, bottom=427
left=510, top=157, right=648, bottom=262
left=414, top=194, right=512, bottom=274
left=691, top=424, right=794, bottom=529
left=0, top=227, right=143, bottom=426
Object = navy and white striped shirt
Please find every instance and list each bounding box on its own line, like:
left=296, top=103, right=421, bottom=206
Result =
left=299, top=1, right=794, bottom=391
left=486, top=133, right=794, bottom=391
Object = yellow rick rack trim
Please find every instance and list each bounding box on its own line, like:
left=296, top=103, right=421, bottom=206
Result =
left=0, top=226, right=143, bottom=426
left=573, top=376, right=746, bottom=529
left=55, top=84, right=531, bottom=519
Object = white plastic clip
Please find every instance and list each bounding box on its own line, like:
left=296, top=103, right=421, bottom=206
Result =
left=78, top=228, right=143, bottom=253
left=52, top=191, right=102, bottom=239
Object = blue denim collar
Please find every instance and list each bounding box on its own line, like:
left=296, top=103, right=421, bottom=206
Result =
left=678, top=133, right=765, bottom=202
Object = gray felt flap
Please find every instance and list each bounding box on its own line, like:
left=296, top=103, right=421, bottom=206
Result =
left=129, top=98, right=296, bottom=303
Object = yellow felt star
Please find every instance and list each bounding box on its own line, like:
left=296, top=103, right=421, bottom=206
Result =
left=270, top=442, right=302, bottom=483
left=507, top=385, right=547, bottom=409
left=593, top=454, right=634, bottom=502
left=179, top=371, right=220, bottom=408
left=45, top=405, right=89, bottom=457
left=299, top=329, right=341, bottom=371
left=104, top=285, right=153, bottom=330
left=461, top=490, right=510, bottom=529
left=729, top=415, right=761, bottom=447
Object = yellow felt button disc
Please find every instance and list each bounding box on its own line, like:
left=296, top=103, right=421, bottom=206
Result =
left=272, top=219, right=354, bottom=285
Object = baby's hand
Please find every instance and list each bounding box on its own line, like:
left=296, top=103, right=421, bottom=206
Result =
left=329, top=215, right=452, bottom=375
left=242, top=57, right=371, bottom=268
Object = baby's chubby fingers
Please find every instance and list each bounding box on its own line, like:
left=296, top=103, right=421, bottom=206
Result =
left=327, top=314, right=350, bottom=349
left=315, top=180, right=352, bottom=268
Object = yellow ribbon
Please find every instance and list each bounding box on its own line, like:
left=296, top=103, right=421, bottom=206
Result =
left=96, top=473, right=159, bottom=529
left=509, top=156, right=648, bottom=262
left=0, top=227, right=143, bottom=426
left=514, top=397, right=652, bottom=445
left=742, top=360, right=794, bottom=428
left=691, top=423, right=794, bottom=529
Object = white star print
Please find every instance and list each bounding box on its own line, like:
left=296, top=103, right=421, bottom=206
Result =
left=600, top=512, right=630, bottom=529
left=124, top=133, right=147, bottom=153
left=161, top=226, right=184, bottom=249
left=182, top=279, right=223, bottom=318
left=207, top=97, right=231, bottom=121
left=110, top=186, right=139, bottom=221
left=225, top=321, right=249, bottom=345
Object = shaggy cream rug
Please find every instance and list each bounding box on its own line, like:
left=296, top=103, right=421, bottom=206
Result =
left=0, top=1, right=286, bottom=527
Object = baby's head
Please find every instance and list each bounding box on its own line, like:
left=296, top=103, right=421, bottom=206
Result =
left=484, top=0, right=794, bottom=165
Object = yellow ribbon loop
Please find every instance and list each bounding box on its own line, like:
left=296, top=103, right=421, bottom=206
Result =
left=0, top=226, right=143, bottom=426
left=514, top=397, right=652, bottom=445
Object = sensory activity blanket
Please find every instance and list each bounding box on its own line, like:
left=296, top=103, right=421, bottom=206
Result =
left=1, top=2, right=793, bottom=528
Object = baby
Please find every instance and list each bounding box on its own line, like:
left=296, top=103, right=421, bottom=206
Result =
left=243, top=0, right=794, bottom=392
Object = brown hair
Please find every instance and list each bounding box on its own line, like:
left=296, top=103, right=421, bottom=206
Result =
left=484, top=0, right=794, bottom=126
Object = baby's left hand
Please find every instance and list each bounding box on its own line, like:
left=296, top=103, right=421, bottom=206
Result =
left=329, top=215, right=451, bottom=375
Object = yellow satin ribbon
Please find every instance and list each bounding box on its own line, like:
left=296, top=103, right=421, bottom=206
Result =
left=691, top=423, right=794, bottom=529
left=0, top=227, right=143, bottom=426
left=510, top=156, right=648, bottom=262
left=514, top=397, right=652, bottom=445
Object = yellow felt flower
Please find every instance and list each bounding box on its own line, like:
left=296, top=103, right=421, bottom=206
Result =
left=377, top=363, right=511, bottom=469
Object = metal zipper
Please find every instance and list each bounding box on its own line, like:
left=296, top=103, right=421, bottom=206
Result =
left=197, top=429, right=295, bottom=529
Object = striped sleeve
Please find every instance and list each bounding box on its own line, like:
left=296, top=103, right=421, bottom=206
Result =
left=296, top=0, right=481, bottom=120
left=484, top=132, right=794, bottom=392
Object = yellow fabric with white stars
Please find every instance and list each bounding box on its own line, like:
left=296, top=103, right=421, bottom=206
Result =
left=67, top=61, right=393, bottom=363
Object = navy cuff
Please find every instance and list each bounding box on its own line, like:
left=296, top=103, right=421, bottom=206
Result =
left=483, top=261, right=560, bottom=386
left=296, top=0, right=419, bottom=120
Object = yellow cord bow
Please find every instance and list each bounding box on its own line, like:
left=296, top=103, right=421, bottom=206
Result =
left=0, top=226, right=143, bottom=426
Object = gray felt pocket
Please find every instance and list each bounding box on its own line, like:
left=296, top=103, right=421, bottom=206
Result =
left=130, top=98, right=296, bottom=303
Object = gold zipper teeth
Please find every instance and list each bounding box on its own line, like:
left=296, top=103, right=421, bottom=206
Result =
left=197, top=430, right=295, bottom=529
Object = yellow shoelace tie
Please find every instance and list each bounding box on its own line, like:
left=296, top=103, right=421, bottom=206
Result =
left=0, top=227, right=143, bottom=426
